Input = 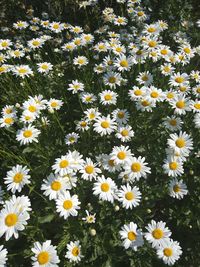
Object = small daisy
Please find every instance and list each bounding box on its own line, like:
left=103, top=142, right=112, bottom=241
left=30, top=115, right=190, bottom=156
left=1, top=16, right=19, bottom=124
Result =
left=99, top=90, right=118, bottom=105
left=68, top=80, right=84, bottom=94
left=103, top=71, right=122, bottom=89
left=65, top=132, right=79, bottom=146
left=4, top=165, right=30, bottom=194
left=168, top=179, right=188, bottom=199
left=124, top=156, right=151, bottom=181
left=119, top=222, right=144, bottom=250
left=16, top=125, right=41, bottom=145
left=73, top=56, right=88, bottom=68
left=0, top=203, right=30, bottom=241
left=145, top=220, right=172, bottom=248
left=117, top=184, right=141, bottom=209
left=84, top=108, right=100, bottom=122
left=31, top=240, right=60, bottom=267
left=114, top=55, right=133, bottom=72
left=169, top=72, right=189, bottom=87
left=41, top=173, right=69, bottom=200
left=93, top=115, right=117, bottom=136
left=56, top=191, right=80, bottom=219
left=162, top=116, right=183, bottom=132
left=112, top=109, right=130, bottom=125
left=52, top=154, right=74, bottom=176
left=50, top=22, right=64, bottom=33
left=47, top=99, right=63, bottom=112
left=116, top=125, right=134, bottom=142
left=65, top=241, right=83, bottom=263
left=0, top=39, right=12, bottom=50
left=136, top=71, right=153, bottom=86
left=0, top=115, right=15, bottom=128
left=79, top=158, right=101, bottom=181
left=13, top=65, right=33, bottom=78
left=163, top=157, right=184, bottom=177
left=82, top=210, right=96, bottom=224
left=28, top=38, right=44, bottom=50
left=167, top=131, right=193, bottom=157
left=156, top=238, right=182, bottom=265
left=93, top=175, right=117, bottom=203
left=110, top=145, right=133, bottom=165
left=37, top=62, right=53, bottom=74
left=170, top=96, right=191, bottom=115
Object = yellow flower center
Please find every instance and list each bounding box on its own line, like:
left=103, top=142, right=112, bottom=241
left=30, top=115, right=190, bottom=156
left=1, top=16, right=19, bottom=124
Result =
left=13, top=172, right=23, bottom=183
left=175, top=138, right=185, bottom=148
left=108, top=160, right=115, bottom=167
left=5, top=213, right=18, bottom=227
left=152, top=228, right=163, bottom=239
left=108, top=76, right=116, bottom=83
left=116, top=47, right=122, bottom=52
left=148, top=41, right=157, bottom=47
left=120, top=60, right=128, bottom=67
left=101, top=183, right=110, bottom=192
left=137, top=11, right=144, bottom=16
left=118, top=111, right=125, bottom=118
left=77, top=59, right=85, bottom=64
left=59, top=160, right=69, bottom=168
left=72, top=247, right=80, bottom=256
left=53, top=24, right=59, bottom=29
left=4, top=117, right=13, bottom=124
left=28, top=105, right=36, bottom=112
left=167, top=92, right=174, bottom=99
left=142, top=100, right=150, bottom=107
left=194, top=103, right=200, bottom=109
left=121, top=129, right=129, bottom=136
left=89, top=113, right=95, bottom=119
left=51, top=102, right=58, bottom=108
left=131, top=162, right=141, bottom=172
left=183, top=47, right=190, bottom=54
left=32, top=40, right=40, bottom=46
left=128, top=231, right=136, bottom=241
left=85, top=165, right=94, bottom=174
left=51, top=181, right=61, bottom=191
left=173, top=184, right=180, bottom=192
left=176, top=100, right=185, bottom=109
left=148, top=27, right=156, bottom=33
left=175, top=77, right=184, bottom=83
left=18, top=68, right=27, bottom=74
left=164, top=66, right=170, bottom=72
left=104, top=94, right=112, bottom=101
left=163, top=248, right=173, bottom=257
left=23, top=130, right=33, bottom=138
left=134, top=89, right=142, bottom=96
left=125, top=192, right=134, bottom=200
left=142, top=75, right=149, bottom=81
left=169, top=162, right=178, bottom=170
left=37, top=251, right=50, bottom=264
left=161, top=49, right=168, bottom=55
left=41, top=64, right=48, bottom=70
left=150, top=91, right=159, bottom=98
left=117, top=151, right=126, bottom=160
left=63, top=200, right=73, bottom=210
left=101, top=121, right=110, bottom=128
left=169, top=119, right=177, bottom=126
left=2, top=41, right=8, bottom=47
left=80, top=121, right=87, bottom=127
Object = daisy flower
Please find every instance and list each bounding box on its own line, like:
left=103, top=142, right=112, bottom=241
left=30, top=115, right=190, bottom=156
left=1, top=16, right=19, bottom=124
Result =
left=79, top=157, right=101, bottom=181
left=80, top=92, right=97, bottom=104
left=31, top=240, right=60, bottom=267
left=146, top=86, right=165, bottom=103
left=65, top=241, right=83, bottom=263
left=117, top=184, right=141, bottom=209
left=68, top=80, right=84, bottom=94
left=163, top=156, right=184, bottom=177
left=50, top=22, right=64, bottom=33
left=93, top=175, right=117, bottom=203
left=6, top=195, right=32, bottom=213
left=16, top=125, right=41, bottom=145
left=47, top=99, right=63, bottom=112
left=156, top=238, right=182, bottom=265
left=4, top=164, right=31, bottom=194
left=28, top=38, right=44, bottom=50
left=73, top=56, right=88, bottom=68
left=119, top=222, right=144, bottom=250
left=37, top=62, right=53, bottom=74
left=170, top=95, right=191, bottom=115
left=56, top=191, right=80, bottom=219
left=0, top=245, right=8, bottom=266
left=145, top=220, right=172, bottom=248
left=114, top=55, right=133, bottom=72
left=112, top=109, right=130, bottom=125
left=103, top=71, right=122, bottom=89
left=84, top=108, right=100, bottom=122
left=99, top=90, right=118, bottom=105
left=168, top=179, right=188, bottom=199
left=13, top=20, right=29, bottom=29
left=41, top=173, right=69, bottom=200
left=82, top=210, right=96, bottom=224
left=65, top=132, right=79, bottom=145
left=167, top=131, right=193, bottom=157
left=12, top=65, right=33, bottom=78
left=110, top=145, right=133, bottom=165
left=0, top=115, right=15, bottom=128
left=0, top=39, right=12, bottom=50
left=136, top=71, right=153, bottom=86
left=115, top=125, right=134, bottom=142
left=169, top=72, right=189, bottom=87
left=124, top=156, right=151, bottom=181
left=0, top=202, right=30, bottom=241
left=52, top=154, right=74, bottom=176
left=128, top=86, right=146, bottom=100
left=162, top=116, right=183, bottom=132
left=93, top=115, right=117, bottom=136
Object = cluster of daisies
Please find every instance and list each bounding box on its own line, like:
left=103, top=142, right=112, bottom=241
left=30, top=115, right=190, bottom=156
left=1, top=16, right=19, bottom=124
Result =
left=0, top=0, right=200, bottom=265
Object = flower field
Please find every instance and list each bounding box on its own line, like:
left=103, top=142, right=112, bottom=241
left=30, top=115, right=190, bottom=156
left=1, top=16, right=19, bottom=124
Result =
left=0, top=0, right=200, bottom=266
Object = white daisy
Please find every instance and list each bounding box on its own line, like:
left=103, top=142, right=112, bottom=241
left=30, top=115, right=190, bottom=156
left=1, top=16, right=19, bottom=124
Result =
left=0, top=245, right=8, bottom=267
left=93, top=115, right=117, bottom=136
left=16, top=125, right=41, bottom=145
left=115, top=125, right=134, bottom=142
left=65, top=241, right=83, bottom=263
left=117, top=184, right=141, bottom=209
left=110, top=145, right=133, bottom=165
left=79, top=157, right=101, bottom=181
left=168, top=178, right=188, bottom=199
